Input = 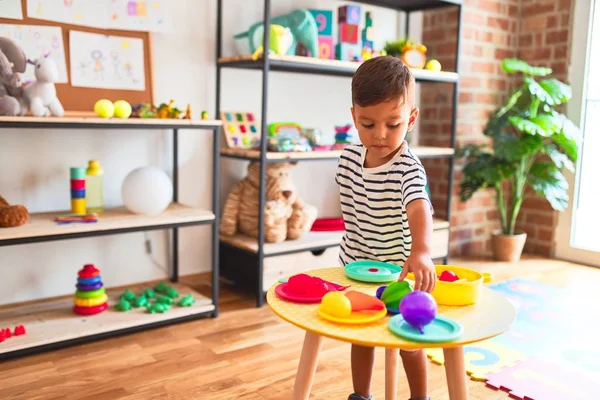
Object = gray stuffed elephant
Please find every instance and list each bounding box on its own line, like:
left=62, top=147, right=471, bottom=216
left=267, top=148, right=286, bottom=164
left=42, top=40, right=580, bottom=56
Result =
left=0, top=37, right=27, bottom=116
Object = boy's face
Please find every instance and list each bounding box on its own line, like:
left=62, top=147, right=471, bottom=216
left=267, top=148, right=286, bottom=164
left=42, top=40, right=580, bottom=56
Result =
left=351, top=97, right=419, bottom=164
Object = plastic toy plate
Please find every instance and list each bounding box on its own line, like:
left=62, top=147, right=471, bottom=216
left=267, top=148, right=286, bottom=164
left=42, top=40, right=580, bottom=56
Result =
left=318, top=307, right=387, bottom=325
left=388, top=314, right=464, bottom=343
left=344, top=261, right=402, bottom=283
left=275, top=282, right=332, bottom=303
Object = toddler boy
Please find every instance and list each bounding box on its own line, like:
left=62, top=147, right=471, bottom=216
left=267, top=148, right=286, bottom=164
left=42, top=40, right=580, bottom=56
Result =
left=335, top=56, right=437, bottom=400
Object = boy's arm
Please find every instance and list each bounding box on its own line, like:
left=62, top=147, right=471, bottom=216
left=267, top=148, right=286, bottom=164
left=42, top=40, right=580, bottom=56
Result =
left=399, top=198, right=437, bottom=292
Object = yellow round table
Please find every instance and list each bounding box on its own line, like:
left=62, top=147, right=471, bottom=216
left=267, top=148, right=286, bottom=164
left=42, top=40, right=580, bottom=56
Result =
left=266, top=267, right=516, bottom=400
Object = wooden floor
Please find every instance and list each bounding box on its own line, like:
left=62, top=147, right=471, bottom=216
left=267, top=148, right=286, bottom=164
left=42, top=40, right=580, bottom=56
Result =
left=1, top=255, right=599, bottom=399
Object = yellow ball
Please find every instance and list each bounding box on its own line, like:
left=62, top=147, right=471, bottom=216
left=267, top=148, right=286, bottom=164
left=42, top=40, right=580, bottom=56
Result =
left=320, top=292, right=352, bottom=318
left=113, top=100, right=132, bottom=118
left=94, top=99, right=114, bottom=118
left=425, top=59, right=442, bottom=72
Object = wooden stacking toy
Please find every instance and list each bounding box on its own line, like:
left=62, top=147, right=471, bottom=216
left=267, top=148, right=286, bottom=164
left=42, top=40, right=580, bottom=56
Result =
left=73, top=264, right=108, bottom=315
left=70, top=167, right=86, bottom=215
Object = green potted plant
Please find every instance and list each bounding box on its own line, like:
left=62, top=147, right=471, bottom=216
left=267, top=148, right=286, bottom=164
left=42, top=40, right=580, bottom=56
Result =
left=456, top=58, right=580, bottom=261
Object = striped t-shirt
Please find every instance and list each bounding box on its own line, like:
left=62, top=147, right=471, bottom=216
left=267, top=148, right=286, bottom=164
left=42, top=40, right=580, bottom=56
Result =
left=335, top=142, right=433, bottom=267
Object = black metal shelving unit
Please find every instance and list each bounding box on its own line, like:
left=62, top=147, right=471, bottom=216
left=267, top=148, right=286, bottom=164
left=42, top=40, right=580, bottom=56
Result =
left=216, top=0, right=463, bottom=307
left=0, top=117, right=222, bottom=360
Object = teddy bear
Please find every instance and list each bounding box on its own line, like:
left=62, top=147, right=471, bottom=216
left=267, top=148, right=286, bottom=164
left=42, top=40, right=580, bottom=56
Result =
left=220, top=162, right=317, bottom=243
left=0, top=194, right=29, bottom=228
left=0, top=37, right=27, bottom=116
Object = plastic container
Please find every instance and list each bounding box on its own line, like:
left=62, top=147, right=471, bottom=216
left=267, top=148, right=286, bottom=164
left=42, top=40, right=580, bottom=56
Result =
left=85, top=160, right=104, bottom=213
left=406, top=265, right=493, bottom=306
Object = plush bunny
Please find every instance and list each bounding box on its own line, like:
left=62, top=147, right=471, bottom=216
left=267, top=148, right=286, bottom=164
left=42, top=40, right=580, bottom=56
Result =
left=23, top=54, right=64, bottom=117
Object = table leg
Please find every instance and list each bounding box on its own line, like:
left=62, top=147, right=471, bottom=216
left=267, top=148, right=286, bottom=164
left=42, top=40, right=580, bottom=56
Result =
left=443, top=347, right=468, bottom=400
left=385, top=348, right=399, bottom=400
left=292, top=331, right=324, bottom=400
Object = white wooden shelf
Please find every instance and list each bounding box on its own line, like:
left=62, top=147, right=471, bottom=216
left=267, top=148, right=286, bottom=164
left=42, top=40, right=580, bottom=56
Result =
left=220, top=146, right=455, bottom=162
left=0, top=115, right=223, bottom=129
left=0, top=281, right=214, bottom=358
left=0, top=203, right=215, bottom=246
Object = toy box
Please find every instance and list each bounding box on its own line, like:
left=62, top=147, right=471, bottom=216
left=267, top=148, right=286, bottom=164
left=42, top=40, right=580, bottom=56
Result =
left=309, top=9, right=333, bottom=36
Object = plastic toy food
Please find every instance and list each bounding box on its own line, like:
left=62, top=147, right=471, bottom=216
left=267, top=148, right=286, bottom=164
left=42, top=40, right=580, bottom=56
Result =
left=94, top=99, right=114, bottom=118
left=399, top=291, right=438, bottom=334
left=425, top=59, right=442, bottom=71
left=288, top=273, right=333, bottom=297
left=380, top=281, right=413, bottom=309
left=320, top=292, right=352, bottom=318
left=439, top=270, right=459, bottom=282
left=113, top=100, right=132, bottom=118
left=345, top=290, right=385, bottom=312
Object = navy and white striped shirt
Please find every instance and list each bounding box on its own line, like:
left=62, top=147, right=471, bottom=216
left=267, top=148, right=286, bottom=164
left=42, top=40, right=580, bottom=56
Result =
left=335, top=143, right=433, bottom=267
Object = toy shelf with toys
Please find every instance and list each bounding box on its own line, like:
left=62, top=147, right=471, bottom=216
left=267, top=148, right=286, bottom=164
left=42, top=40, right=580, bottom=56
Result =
left=217, top=54, right=459, bottom=82
left=0, top=114, right=223, bottom=359
left=216, top=0, right=463, bottom=307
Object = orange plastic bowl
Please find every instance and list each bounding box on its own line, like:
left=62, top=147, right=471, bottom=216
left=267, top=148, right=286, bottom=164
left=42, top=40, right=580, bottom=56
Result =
left=406, top=265, right=493, bottom=306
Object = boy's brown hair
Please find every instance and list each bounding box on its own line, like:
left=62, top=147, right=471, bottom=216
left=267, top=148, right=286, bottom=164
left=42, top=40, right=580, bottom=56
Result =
left=351, top=56, right=415, bottom=108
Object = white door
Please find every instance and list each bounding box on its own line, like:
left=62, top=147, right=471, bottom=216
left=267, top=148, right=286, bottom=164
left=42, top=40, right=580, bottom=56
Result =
left=555, top=0, right=600, bottom=265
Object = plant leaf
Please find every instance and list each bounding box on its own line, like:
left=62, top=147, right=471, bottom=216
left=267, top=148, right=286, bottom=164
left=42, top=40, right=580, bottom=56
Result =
left=502, top=58, right=553, bottom=76
left=525, top=77, right=555, bottom=105
left=530, top=113, right=562, bottom=135
left=544, top=144, right=575, bottom=172
left=539, top=78, right=572, bottom=105
left=552, top=113, right=581, bottom=161
left=509, top=116, right=548, bottom=136
left=493, top=134, right=543, bottom=161
left=528, top=162, right=569, bottom=211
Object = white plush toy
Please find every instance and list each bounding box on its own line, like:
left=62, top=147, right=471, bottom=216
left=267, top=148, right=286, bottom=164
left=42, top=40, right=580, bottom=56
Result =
left=23, top=54, right=64, bottom=117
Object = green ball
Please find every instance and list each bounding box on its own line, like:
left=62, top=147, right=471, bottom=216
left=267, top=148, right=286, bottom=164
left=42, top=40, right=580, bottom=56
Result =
left=381, top=281, right=413, bottom=309
left=113, top=100, right=132, bottom=118
left=94, top=99, right=114, bottom=118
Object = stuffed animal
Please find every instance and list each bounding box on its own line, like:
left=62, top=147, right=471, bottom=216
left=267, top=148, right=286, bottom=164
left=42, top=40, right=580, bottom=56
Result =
left=0, top=194, right=29, bottom=228
left=23, top=54, right=64, bottom=117
left=220, top=162, right=317, bottom=243
left=0, top=37, right=27, bottom=116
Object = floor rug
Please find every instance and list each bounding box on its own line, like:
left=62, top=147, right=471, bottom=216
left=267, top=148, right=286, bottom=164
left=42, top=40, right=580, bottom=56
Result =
left=426, top=278, right=600, bottom=399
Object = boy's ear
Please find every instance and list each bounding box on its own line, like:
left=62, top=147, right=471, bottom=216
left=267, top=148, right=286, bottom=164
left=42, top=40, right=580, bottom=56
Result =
left=408, top=107, right=419, bottom=131
left=350, top=106, right=357, bottom=126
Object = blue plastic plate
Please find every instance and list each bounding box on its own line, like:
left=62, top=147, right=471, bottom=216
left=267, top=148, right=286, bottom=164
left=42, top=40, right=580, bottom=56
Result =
left=388, top=314, right=464, bottom=343
left=344, top=261, right=402, bottom=283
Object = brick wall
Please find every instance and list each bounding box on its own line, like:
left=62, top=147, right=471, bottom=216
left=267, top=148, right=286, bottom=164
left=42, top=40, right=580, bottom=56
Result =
left=420, top=0, right=520, bottom=256
left=514, top=0, right=573, bottom=256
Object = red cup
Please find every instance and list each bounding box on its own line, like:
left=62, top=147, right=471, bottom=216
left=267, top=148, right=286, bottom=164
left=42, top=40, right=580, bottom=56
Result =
left=71, top=179, right=85, bottom=190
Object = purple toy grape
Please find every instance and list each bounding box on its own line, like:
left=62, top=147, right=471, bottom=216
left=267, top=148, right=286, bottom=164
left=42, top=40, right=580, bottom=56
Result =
left=375, top=285, right=387, bottom=299
left=399, top=291, right=438, bottom=334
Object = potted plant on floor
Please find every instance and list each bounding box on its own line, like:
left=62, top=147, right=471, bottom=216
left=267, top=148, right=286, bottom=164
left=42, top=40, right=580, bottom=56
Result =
left=456, top=58, right=580, bottom=261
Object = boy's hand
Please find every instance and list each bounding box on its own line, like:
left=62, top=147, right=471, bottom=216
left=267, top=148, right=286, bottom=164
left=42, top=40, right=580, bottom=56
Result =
left=398, top=251, right=437, bottom=293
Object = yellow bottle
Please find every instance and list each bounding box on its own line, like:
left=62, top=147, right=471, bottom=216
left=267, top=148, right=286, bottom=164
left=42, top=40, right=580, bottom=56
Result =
left=85, top=160, right=104, bottom=213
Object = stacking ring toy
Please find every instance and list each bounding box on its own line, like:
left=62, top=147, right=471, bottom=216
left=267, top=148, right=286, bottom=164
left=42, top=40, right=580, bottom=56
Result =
left=77, top=276, right=102, bottom=285
left=75, top=288, right=105, bottom=299
left=74, top=294, right=108, bottom=307
left=76, top=282, right=103, bottom=291
left=73, top=302, right=108, bottom=315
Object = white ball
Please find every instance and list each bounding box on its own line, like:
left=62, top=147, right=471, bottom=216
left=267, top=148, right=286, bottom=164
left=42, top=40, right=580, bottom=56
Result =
left=121, top=166, right=173, bottom=215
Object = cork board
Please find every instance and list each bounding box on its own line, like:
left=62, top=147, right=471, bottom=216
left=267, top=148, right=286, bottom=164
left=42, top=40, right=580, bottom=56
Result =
left=0, top=0, right=154, bottom=113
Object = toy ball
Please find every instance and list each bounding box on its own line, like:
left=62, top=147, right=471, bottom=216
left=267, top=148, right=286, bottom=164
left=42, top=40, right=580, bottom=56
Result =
left=399, top=291, right=437, bottom=334
left=94, top=99, right=114, bottom=118
left=113, top=100, right=132, bottom=118
left=425, top=59, right=442, bottom=72
left=320, top=292, right=352, bottom=318
left=121, top=166, right=173, bottom=215
left=439, top=270, right=459, bottom=282
left=381, top=281, right=413, bottom=309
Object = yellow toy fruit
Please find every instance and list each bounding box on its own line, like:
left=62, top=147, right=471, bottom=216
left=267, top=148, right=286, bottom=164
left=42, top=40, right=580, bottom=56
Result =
left=319, top=292, right=352, bottom=318
left=417, top=44, right=428, bottom=54
left=94, top=99, right=114, bottom=118
left=426, top=59, right=442, bottom=72
left=113, top=100, right=132, bottom=118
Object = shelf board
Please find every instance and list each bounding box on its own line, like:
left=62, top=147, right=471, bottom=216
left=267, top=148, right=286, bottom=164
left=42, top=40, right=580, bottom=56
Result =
left=0, top=203, right=215, bottom=246
left=220, top=146, right=454, bottom=162
left=220, top=219, right=449, bottom=257
left=218, top=54, right=459, bottom=83
left=353, top=0, right=462, bottom=11
left=0, top=281, right=214, bottom=358
left=0, top=116, right=222, bottom=130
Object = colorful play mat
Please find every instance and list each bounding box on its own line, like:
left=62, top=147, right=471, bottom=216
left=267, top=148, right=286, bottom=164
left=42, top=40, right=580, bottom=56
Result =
left=426, top=278, right=599, bottom=399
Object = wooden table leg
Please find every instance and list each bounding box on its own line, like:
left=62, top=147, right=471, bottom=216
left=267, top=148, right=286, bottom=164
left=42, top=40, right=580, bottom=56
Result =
left=443, top=347, right=468, bottom=400
left=385, top=348, right=399, bottom=400
left=292, top=331, right=324, bottom=400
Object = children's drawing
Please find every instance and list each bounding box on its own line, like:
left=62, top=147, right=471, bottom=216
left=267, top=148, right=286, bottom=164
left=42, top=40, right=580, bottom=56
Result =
left=107, top=0, right=172, bottom=32
left=0, top=24, right=68, bottom=83
left=0, top=0, right=24, bottom=20
left=26, top=0, right=107, bottom=29
left=69, top=31, right=145, bottom=91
